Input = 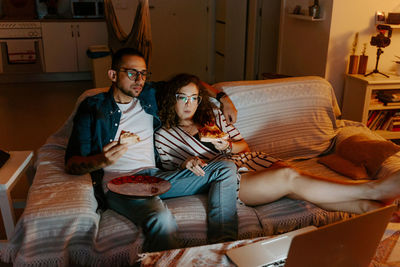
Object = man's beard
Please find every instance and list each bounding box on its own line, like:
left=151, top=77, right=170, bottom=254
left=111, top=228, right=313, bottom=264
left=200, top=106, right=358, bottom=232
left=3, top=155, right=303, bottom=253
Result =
left=117, top=83, right=143, bottom=98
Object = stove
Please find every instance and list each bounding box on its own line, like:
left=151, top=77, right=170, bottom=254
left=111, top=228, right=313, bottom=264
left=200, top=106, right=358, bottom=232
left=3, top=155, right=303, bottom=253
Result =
left=0, top=22, right=42, bottom=38
left=0, top=22, right=44, bottom=74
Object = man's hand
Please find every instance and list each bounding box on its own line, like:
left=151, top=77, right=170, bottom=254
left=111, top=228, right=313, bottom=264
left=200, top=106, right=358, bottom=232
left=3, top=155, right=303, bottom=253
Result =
left=66, top=141, right=128, bottom=175
left=181, top=156, right=207, bottom=176
left=220, top=96, right=237, bottom=124
left=101, top=141, right=128, bottom=166
left=200, top=81, right=238, bottom=124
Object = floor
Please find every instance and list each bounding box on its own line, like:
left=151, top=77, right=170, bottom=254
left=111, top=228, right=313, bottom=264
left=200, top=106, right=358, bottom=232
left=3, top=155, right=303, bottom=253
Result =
left=0, top=80, right=93, bottom=243
left=0, top=80, right=93, bottom=151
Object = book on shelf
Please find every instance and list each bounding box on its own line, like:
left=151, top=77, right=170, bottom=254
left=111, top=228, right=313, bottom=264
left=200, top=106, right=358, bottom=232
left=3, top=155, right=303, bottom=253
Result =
left=370, top=111, right=385, bottom=130
left=367, top=110, right=400, bottom=131
left=367, top=110, right=379, bottom=127
left=377, top=91, right=400, bottom=105
left=383, top=116, right=394, bottom=131
left=370, top=92, right=383, bottom=105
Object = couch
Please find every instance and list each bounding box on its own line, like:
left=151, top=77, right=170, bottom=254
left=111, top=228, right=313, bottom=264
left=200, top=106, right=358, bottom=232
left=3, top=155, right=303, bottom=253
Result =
left=2, top=76, right=400, bottom=266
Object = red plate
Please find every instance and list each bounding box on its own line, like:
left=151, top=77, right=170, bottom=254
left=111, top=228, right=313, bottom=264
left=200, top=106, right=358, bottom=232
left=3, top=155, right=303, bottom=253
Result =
left=107, top=175, right=171, bottom=197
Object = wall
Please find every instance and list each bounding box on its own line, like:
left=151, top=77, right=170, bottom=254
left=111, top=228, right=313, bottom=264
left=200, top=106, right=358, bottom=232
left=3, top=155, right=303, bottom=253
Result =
left=326, top=0, right=400, bottom=105
left=277, top=0, right=333, bottom=77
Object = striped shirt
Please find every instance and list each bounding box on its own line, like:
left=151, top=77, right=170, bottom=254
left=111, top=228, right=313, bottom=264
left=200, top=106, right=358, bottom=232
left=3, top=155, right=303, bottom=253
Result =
left=155, top=109, right=278, bottom=173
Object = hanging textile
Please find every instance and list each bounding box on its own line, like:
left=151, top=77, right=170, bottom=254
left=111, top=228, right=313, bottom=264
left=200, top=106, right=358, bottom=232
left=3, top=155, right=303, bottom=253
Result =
left=104, top=0, right=152, bottom=65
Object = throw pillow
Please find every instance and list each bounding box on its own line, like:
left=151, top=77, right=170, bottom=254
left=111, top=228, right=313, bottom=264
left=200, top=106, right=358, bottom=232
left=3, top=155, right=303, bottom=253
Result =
left=318, top=154, right=369, bottom=180
left=318, top=133, right=400, bottom=179
left=337, top=134, right=400, bottom=176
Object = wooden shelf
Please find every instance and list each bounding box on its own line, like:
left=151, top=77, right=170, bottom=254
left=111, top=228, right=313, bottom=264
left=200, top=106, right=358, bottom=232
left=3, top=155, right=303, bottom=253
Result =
left=375, top=130, right=400, bottom=139
left=369, top=104, right=400, bottom=110
left=342, top=74, right=400, bottom=140
left=381, top=24, right=400, bottom=29
left=288, top=14, right=324, bottom=21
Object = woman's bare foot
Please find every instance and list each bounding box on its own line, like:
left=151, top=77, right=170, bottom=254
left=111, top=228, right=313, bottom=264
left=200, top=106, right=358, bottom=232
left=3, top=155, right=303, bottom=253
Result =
left=371, top=171, right=400, bottom=203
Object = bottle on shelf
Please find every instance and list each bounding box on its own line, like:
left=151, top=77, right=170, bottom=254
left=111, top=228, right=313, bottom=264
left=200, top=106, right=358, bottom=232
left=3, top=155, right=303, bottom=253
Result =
left=309, top=0, right=321, bottom=19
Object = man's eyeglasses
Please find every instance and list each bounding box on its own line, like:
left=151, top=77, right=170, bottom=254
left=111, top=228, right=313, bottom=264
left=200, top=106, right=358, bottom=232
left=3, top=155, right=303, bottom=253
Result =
left=175, top=94, right=202, bottom=104
left=119, top=68, right=151, bottom=81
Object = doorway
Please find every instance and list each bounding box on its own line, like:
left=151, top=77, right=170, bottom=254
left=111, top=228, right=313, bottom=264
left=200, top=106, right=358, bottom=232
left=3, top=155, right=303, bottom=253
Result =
left=256, top=0, right=281, bottom=79
left=246, top=0, right=281, bottom=80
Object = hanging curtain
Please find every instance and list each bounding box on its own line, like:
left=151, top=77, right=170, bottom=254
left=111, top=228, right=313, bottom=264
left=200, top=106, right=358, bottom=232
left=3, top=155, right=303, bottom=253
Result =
left=104, top=0, right=152, bottom=65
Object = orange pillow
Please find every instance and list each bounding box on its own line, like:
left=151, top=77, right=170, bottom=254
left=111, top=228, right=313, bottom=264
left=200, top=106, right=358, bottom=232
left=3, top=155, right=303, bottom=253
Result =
left=318, top=134, right=400, bottom=179
left=318, top=154, right=369, bottom=180
left=336, top=134, right=400, bottom=176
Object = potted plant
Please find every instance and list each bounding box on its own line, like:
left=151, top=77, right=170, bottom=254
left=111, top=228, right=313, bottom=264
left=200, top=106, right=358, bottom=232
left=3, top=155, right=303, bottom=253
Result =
left=357, top=43, right=368, bottom=75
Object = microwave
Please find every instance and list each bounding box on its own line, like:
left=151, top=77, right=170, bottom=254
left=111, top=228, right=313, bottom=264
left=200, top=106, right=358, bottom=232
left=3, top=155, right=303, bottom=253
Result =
left=71, top=0, right=104, bottom=18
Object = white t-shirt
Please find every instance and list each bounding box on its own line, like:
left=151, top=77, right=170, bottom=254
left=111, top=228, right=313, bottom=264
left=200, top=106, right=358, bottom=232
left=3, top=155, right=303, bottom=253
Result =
left=103, top=99, right=155, bottom=192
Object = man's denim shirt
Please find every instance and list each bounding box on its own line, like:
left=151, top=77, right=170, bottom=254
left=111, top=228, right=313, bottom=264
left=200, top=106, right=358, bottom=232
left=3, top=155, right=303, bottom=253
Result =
left=65, top=81, right=163, bottom=165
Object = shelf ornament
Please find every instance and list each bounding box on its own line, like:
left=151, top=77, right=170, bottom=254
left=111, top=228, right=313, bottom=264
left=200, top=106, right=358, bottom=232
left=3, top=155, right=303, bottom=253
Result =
left=348, top=32, right=359, bottom=74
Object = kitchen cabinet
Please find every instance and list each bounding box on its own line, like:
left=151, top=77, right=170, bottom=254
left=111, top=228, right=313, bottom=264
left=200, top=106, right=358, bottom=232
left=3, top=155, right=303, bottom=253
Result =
left=42, top=21, right=107, bottom=72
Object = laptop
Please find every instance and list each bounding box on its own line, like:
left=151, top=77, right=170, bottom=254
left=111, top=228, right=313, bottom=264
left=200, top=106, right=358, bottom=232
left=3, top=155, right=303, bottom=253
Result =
left=226, top=205, right=396, bottom=267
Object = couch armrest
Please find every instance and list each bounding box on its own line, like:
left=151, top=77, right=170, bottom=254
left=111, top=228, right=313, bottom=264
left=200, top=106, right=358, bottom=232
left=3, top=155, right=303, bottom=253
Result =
left=334, top=123, right=400, bottom=179
left=334, top=122, right=386, bottom=144
left=377, top=153, right=400, bottom=179
left=1, top=148, right=100, bottom=265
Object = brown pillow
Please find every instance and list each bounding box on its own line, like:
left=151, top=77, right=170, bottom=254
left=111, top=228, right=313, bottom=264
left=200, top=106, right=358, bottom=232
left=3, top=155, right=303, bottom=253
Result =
left=336, top=134, right=400, bottom=176
left=318, top=154, right=369, bottom=180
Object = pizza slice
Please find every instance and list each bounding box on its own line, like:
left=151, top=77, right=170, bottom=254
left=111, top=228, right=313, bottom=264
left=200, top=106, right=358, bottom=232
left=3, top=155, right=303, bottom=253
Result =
left=119, top=130, right=140, bottom=145
left=198, top=123, right=229, bottom=142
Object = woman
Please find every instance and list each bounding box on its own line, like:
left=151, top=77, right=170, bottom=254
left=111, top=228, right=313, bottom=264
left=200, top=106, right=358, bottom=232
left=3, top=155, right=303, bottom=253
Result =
left=155, top=73, right=400, bottom=213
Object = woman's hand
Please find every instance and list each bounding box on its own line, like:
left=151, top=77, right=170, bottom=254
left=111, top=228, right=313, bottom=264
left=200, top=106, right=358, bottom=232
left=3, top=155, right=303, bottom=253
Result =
left=181, top=156, right=207, bottom=176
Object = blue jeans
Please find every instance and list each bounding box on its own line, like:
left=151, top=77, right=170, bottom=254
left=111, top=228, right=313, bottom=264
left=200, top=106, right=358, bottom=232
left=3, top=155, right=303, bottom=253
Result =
left=106, top=159, right=238, bottom=251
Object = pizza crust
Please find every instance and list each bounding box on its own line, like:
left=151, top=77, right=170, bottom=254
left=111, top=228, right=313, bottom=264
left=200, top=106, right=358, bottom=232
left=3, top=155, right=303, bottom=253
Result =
left=198, top=123, right=229, bottom=142
left=119, top=130, right=140, bottom=145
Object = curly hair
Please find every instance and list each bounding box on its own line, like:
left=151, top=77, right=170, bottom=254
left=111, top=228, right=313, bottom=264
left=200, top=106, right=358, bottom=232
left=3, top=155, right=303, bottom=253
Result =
left=158, top=73, right=216, bottom=129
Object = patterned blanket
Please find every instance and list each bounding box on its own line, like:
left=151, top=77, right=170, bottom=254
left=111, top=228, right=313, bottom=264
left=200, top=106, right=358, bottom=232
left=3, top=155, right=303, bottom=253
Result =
left=140, top=222, right=400, bottom=267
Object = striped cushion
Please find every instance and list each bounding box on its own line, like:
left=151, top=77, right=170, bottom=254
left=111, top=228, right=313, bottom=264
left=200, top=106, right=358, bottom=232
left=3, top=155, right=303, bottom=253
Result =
left=165, top=195, right=264, bottom=247
left=213, top=77, right=340, bottom=160
left=254, top=198, right=353, bottom=236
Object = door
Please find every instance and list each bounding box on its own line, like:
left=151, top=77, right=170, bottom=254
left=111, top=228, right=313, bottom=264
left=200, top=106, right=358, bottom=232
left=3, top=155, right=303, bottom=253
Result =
left=75, top=22, right=108, bottom=72
left=257, top=0, right=281, bottom=79
left=42, top=22, right=77, bottom=72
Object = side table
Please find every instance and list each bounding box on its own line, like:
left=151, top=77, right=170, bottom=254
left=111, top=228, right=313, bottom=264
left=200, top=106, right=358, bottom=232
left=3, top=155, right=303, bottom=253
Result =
left=0, top=151, right=33, bottom=240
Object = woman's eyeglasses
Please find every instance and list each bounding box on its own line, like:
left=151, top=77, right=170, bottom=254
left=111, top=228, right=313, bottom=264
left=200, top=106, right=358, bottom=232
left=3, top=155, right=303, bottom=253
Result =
left=175, top=94, right=202, bottom=104
left=119, top=68, right=151, bottom=81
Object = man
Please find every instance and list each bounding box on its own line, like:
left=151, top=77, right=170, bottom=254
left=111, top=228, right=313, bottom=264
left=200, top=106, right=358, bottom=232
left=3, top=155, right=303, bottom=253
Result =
left=65, top=48, right=238, bottom=252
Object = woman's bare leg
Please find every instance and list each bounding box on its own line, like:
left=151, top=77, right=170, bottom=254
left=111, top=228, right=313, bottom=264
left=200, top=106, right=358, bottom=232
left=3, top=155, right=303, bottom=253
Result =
left=313, top=200, right=384, bottom=214
left=238, top=165, right=391, bottom=207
